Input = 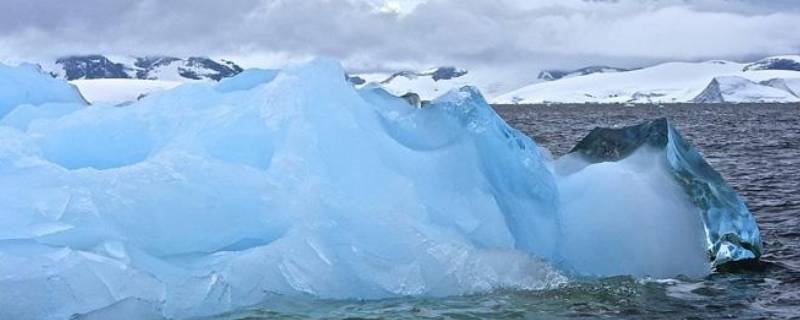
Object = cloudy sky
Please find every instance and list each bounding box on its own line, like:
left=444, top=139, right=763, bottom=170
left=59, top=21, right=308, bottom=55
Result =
left=1, top=0, right=798, bottom=80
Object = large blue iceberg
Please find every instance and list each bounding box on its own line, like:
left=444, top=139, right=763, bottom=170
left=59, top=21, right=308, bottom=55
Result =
left=0, top=59, right=761, bottom=319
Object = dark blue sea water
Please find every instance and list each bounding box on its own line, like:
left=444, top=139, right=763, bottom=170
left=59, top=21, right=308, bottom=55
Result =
left=218, top=104, right=800, bottom=319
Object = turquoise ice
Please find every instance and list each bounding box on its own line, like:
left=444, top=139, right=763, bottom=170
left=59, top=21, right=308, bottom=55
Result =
left=561, top=119, right=762, bottom=267
left=0, top=59, right=761, bottom=319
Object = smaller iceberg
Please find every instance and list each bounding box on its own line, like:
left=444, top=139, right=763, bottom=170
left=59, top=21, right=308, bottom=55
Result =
left=557, top=119, right=762, bottom=270
left=692, top=76, right=799, bottom=103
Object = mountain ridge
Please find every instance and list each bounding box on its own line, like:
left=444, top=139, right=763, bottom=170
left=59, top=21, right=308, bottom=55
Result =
left=46, top=55, right=243, bottom=82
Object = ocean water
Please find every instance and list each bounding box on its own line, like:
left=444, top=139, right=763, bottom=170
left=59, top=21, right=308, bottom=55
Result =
left=218, top=103, right=800, bottom=319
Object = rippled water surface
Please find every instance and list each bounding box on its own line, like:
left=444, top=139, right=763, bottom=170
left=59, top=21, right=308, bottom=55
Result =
left=219, top=104, right=800, bottom=319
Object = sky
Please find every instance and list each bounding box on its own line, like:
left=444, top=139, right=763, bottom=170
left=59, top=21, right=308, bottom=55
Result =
left=1, top=0, right=799, bottom=80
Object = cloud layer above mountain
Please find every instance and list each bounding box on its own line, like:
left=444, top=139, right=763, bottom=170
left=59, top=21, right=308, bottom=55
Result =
left=1, top=0, right=798, bottom=72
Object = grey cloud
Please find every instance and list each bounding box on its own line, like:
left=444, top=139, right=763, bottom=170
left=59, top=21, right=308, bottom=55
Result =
left=0, top=0, right=798, bottom=74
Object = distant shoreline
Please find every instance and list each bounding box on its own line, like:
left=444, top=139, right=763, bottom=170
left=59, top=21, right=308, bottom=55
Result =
left=492, top=102, right=800, bottom=108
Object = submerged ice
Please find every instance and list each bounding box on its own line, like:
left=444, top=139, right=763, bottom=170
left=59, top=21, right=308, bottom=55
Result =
left=0, top=60, right=761, bottom=319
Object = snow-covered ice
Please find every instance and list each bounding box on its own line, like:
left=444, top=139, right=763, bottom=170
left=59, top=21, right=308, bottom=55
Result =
left=70, top=79, right=182, bottom=105
left=0, top=59, right=761, bottom=319
left=761, top=78, right=800, bottom=97
left=693, top=76, right=800, bottom=103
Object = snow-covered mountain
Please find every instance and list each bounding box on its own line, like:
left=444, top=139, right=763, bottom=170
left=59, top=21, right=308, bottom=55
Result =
left=70, top=79, right=182, bottom=105
left=34, top=54, right=800, bottom=105
left=348, top=66, right=524, bottom=101
left=537, top=66, right=631, bottom=81
left=494, top=56, right=800, bottom=104
left=35, top=55, right=244, bottom=104
left=46, top=55, right=243, bottom=82
left=743, top=55, right=800, bottom=72
left=350, top=66, right=470, bottom=101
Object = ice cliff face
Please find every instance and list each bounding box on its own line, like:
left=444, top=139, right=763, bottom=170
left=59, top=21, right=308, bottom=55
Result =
left=0, top=59, right=762, bottom=319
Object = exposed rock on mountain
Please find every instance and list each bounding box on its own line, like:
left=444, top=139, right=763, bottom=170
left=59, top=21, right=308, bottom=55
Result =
left=49, top=55, right=243, bottom=82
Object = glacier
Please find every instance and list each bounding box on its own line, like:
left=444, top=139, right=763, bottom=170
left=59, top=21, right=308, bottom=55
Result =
left=0, top=59, right=761, bottom=319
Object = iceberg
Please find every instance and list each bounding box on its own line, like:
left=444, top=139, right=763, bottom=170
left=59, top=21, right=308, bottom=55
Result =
left=0, top=60, right=564, bottom=319
left=0, top=59, right=761, bottom=319
left=0, top=63, right=87, bottom=117
left=692, top=76, right=800, bottom=103
left=556, top=119, right=762, bottom=271
left=214, top=68, right=279, bottom=93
